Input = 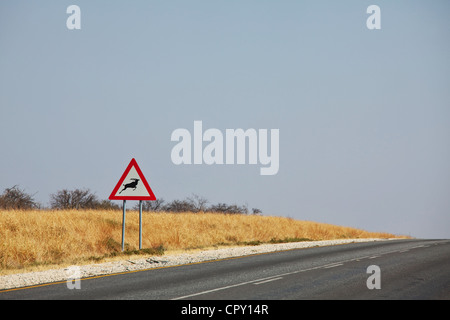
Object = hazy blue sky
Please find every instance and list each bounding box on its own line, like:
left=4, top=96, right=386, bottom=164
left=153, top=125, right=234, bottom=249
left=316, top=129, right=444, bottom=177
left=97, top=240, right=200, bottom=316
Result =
left=1, top=1, right=449, bottom=238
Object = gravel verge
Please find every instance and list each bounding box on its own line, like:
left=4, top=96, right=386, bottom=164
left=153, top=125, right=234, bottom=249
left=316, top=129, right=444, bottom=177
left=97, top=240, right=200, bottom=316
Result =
left=0, top=238, right=394, bottom=290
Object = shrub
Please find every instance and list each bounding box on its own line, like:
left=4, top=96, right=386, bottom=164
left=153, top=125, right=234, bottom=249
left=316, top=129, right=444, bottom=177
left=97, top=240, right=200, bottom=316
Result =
left=0, top=185, right=39, bottom=210
left=49, top=188, right=98, bottom=210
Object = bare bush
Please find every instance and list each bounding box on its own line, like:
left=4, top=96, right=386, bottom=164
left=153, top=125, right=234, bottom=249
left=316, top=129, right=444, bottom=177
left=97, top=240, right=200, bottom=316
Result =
left=94, top=199, right=121, bottom=210
left=186, top=194, right=209, bottom=212
left=209, top=203, right=248, bottom=214
left=161, top=195, right=251, bottom=214
left=252, top=208, right=262, bottom=215
left=163, top=199, right=196, bottom=212
left=0, top=185, right=39, bottom=210
left=50, top=189, right=98, bottom=210
left=133, top=198, right=166, bottom=212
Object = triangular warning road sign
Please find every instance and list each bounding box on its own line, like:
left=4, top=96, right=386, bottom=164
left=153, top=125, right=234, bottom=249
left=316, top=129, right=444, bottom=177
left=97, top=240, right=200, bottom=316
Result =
left=109, top=158, right=156, bottom=201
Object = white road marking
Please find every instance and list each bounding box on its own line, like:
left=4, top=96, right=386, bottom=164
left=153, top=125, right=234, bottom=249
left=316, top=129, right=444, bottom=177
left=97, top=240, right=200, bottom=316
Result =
left=351, top=256, right=370, bottom=261
left=172, top=263, right=346, bottom=300
left=254, top=277, right=283, bottom=285
left=323, top=263, right=344, bottom=269
left=172, top=242, right=432, bottom=300
left=171, top=275, right=282, bottom=300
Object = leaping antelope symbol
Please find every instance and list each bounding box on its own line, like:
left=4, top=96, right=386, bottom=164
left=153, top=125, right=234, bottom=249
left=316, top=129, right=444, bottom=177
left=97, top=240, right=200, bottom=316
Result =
left=119, top=178, right=140, bottom=194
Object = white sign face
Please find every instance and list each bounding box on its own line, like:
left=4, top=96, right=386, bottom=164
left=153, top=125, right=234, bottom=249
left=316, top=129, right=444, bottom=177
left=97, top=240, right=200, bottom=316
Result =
left=114, top=166, right=151, bottom=198
left=109, top=158, right=156, bottom=201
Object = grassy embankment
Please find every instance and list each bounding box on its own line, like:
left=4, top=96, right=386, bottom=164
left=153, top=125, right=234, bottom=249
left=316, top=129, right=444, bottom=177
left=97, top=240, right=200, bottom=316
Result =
left=0, top=209, right=406, bottom=275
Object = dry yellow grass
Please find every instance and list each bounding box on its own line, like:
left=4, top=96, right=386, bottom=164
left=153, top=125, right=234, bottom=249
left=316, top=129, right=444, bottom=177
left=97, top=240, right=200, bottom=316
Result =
left=0, top=209, right=405, bottom=274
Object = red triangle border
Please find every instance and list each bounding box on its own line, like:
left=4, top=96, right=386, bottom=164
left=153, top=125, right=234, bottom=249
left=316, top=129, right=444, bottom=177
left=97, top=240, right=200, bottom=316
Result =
left=109, top=158, right=156, bottom=201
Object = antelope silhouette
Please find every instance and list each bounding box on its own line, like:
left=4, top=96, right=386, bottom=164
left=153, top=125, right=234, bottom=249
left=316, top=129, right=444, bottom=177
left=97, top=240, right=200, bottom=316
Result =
left=119, top=178, right=140, bottom=194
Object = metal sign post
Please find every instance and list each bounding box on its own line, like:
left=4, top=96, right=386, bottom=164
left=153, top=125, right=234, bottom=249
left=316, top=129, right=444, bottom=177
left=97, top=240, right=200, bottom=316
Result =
left=121, top=200, right=143, bottom=251
left=139, top=200, right=143, bottom=250
left=122, top=200, right=126, bottom=251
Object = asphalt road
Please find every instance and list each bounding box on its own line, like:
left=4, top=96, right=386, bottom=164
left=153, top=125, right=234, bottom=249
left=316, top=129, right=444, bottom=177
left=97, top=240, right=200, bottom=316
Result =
left=1, top=239, right=449, bottom=300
